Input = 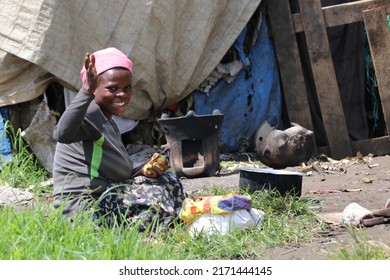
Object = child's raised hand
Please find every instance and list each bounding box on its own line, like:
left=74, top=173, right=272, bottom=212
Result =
left=82, top=53, right=99, bottom=95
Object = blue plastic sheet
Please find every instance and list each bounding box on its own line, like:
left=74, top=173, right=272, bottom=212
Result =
left=0, top=107, right=13, bottom=167
left=193, top=19, right=282, bottom=152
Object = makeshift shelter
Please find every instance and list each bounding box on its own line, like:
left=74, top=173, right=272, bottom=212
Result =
left=0, top=0, right=283, bottom=172
left=1, top=0, right=388, bottom=173
left=0, top=0, right=262, bottom=120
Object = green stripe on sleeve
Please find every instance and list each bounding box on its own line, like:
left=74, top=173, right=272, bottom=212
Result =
left=90, top=136, right=105, bottom=180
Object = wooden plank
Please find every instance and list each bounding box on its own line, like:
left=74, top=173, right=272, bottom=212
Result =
left=363, top=7, right=390, bottom=140
left=265, top=0, right=314, bottom=132
left=318, top=137, right=390, bottom=156
left=293, top=0, right=390, bottom=32
left=352, top=136, right=390, bottom=156
left=298, top=0, right=352, bottom=159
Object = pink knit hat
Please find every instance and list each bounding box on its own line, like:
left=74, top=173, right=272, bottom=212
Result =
left=80, top=47, right=133, bottom=84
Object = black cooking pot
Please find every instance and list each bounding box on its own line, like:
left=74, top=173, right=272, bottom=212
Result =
left=239, top=168, right=305, bottom=197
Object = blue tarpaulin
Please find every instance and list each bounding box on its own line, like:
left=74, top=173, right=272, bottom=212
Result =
left=193, top=18, right=282, bottom=152
left=0, top=107, right=12, bottom=167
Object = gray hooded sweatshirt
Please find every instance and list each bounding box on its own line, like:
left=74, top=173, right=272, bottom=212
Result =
left=52, top=90, right=134, bottom=217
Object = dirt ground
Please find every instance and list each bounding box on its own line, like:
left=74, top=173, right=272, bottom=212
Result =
left=180, top=153, right=390, bottom=260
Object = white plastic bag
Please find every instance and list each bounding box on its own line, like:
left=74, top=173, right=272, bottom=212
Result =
left=189, top=208, right=265, bottom=236
left=342, top=202, right=373, bottom=226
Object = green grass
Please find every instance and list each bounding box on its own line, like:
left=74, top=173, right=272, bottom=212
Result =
left=1, top=128, right=322, bottom=260
left=1, top=124, right=389, bottom=260
left=0, top=122, right=51, bottom=194
left=0, top=204, right=176, bottom=260
left=0, top=188, right=321, bottom=260
left=328, top=226, right=390, bottom=260
left=2, top=187, right=388, bottom=260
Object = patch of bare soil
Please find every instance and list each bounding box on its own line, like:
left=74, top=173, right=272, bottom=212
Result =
left=180, top=153, right=390, bottom=260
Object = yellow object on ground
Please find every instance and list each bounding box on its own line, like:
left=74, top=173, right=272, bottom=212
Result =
left=179, top=193, right=252, bottom=223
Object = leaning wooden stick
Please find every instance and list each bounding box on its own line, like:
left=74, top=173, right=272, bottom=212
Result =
left=131, top=141, right=177, bottom=178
